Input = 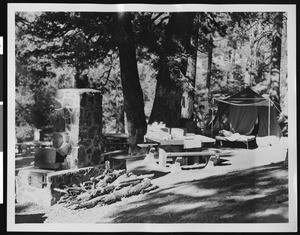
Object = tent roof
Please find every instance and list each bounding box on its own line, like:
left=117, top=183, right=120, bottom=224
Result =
left=214, top=87, right=270, bottom=106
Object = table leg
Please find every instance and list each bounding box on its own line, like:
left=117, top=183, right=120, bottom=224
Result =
left=18, top=145, right=22, bottom=154
left=182, top=157, right=188, bottom=165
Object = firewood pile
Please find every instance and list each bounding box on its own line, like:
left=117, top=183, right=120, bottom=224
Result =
left=54, top=169, right=159, bottom=210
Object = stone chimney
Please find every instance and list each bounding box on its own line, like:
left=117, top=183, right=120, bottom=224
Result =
left=51, top=88, right=103, bottom=170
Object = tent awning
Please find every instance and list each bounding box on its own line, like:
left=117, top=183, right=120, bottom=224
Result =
left=214, top=98, right=270, bottom=106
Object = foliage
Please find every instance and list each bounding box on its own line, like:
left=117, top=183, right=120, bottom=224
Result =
left=15, top=11, right=288, bottom=142
left=16, top=13, right=57, bottom=131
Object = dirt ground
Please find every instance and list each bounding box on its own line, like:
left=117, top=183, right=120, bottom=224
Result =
left=15, top=145, right=289, bottom=224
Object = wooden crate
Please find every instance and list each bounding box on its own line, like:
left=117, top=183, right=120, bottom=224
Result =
left=28, top=170, right=51, bottom=188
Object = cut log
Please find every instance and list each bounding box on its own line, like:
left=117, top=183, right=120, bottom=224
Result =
left=118, top=173, right=154, bottom=184
left=82, top=181, right=93, bottom=186
left=57, top=194, right=71, bottom=204
left=54, top=188, right=68, bottom=194
left=66, top=185, right=87, bottom=193
left=76, top=191, right=93, bottom=201
left=96, top=175, right=114, bottom=188
left=91, top=185, right=115, bottom=198
left=57, top=170, right=158, bottom=209
left=141, top=185, right=159, bottom=194
left=110, top=174, right=129, bottom=186
left=99, top=193, right=119, bottom=205
left=74, top=195, right=107, bottom=209
left=126, top=178, right=152, bottom=197
left=115, top=179, right=142, bottom=190
left=96, top=169, right=126, bottom=188
left=113, top=185, right=133, bottom=199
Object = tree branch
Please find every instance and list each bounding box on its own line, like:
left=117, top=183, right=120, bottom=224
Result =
left=150, top=13, right=165, bottom=24
left=99, top=53, right=114, bottom=92
left=152, top=15, right=170, bottom=31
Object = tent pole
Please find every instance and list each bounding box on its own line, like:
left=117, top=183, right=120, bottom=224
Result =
left=211, top=98, right=214, bottom=138
left=268, top=99, right=270, bottom=136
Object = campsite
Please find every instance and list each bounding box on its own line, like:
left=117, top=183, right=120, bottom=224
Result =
left=16, top=144, right=288, bottom=224
left=10, top=5, right=295, bottom=232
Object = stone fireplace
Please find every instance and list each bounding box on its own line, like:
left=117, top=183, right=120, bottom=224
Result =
left=51, top=88, right=103, bottom=169
left=16, top=88, right=110, bottom=206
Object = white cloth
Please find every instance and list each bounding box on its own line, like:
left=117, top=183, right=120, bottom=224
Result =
left=181, top=92, right=193, bottom=119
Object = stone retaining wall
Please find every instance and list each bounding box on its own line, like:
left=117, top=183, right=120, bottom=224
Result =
left=16, top=164, right=105, bottom=207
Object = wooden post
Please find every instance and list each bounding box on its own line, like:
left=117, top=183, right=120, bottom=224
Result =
left=105, top=160, right=111, bottom=169
left=158, top=148, right=167, bottom=168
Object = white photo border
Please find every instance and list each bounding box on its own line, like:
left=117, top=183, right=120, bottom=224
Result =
left=7, top=3, right=297, bottom=232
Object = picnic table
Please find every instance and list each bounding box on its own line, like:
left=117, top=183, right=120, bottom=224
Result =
left=141, top=133, right=220, bottom=171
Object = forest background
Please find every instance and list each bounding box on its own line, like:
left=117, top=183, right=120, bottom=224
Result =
left=15, top=11, right=288, bottom=154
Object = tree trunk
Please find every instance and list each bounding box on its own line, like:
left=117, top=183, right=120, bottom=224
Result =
left=116, top=104, right=125, bottom=133
left=116, top=12, right=147, bottom=155
left=184, top=13, right=200, bottom=126
left=206, top=34, right=214, bottom=102
left=149, top=13, right=195, bottom=127
left=149, top=61, right=182, bottom=127
left=270, top=12, right=283, bottom=116
left=279, top=12, right=288, bottom=116
left=207, top=34, right=213, bottom=90
left=188, top=13, right=200, bottom=89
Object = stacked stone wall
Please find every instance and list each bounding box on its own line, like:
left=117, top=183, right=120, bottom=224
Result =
left=78, top=92, right=103, bottom=168
left=47, top=164, right=105, bottom=203
left=16, top=165, right=105, bottom=206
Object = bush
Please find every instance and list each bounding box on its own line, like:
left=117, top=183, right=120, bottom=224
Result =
left=15, top=124, right=34, bottom=142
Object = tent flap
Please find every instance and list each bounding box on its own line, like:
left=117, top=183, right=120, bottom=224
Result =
left=228, top=106, right=258, bottom=135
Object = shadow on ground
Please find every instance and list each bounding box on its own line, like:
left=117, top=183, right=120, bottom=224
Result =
left=15, top=213, right=46, bottom=223
left=106, top=162, right=288, bottom=223
left=126, top=163, right=170, bottom=179
left=15, top=202, right=47, bottom=224
left=15, top=155, right=35, bottom=169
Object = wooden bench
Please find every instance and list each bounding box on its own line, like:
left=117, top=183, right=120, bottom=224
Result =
left=137, top=143, right=158, bottom=148
left=215, top=135, right=257, bottom=149
left=158, top=149, right=222, bottom=170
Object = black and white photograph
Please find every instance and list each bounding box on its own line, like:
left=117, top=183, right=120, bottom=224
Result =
left=7, top=3, right=297, bottom=232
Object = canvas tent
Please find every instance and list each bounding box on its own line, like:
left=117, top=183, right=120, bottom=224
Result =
left=213, top=87, right=282, bottom=138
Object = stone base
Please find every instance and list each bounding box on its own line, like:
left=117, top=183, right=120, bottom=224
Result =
left=16, top=165, right=106, bottom=207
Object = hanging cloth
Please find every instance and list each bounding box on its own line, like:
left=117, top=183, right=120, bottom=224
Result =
left=181, top=91, right=193, bottom=119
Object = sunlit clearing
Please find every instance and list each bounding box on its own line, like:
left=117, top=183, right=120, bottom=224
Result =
left=228, top=193, right=266, bottom=201
left=255, top=180, right=271, bottom=186
left=220, top=214, right=235, bottom=219
left=260, top=187, right=283, bottom=194
left=171, top=185, right=218, bottom=198
left=247, top=207, right=288, bottom=219
left=157, top=201, right=209, bottom=213
left=268, top=170, right=288, bottom=180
